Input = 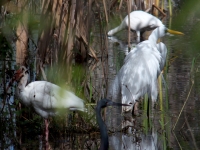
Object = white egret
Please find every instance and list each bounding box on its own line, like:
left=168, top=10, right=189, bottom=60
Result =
left=108, top=10, right=163, bottom=41
left=96, top=98, right=129, bottom=150
left=14, top=66, right=85, bottom=149
left=111, top=25, right=184, bottom=113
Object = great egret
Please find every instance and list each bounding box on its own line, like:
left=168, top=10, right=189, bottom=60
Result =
left=108, top=10, right=163, bottom=41
left=96, top=98, right=129, bottom=150
left=111, top=25, right=184, bottom=113
left=14, top=66, right=85, bottom=149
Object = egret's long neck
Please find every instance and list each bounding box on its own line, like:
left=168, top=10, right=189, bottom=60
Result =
left=148, top=29, right=159, bottom=44
left=148, top=26, right=166, bottom=45
left=108, top=23, right=125, bottom=36
left=96, top=107, right=109, bottom=150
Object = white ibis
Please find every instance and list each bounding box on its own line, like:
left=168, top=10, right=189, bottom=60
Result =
left=108, top=10, right=164, bottom=41
left=96, top=98, right=129, bottom=150
left=14, top=66, right=85, bottom=149
left=111, top=25, right=184, bottom=114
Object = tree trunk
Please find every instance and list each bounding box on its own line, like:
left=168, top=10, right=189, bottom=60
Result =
left=16, top=0, right=28, bottom=66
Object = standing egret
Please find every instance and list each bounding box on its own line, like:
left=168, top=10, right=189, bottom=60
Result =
left=14, top=66, right=85, bottom=149
left=96, top=98, right=129, bottom=150
left=108, top=10, right=164, bottom=41
left=111, top=25, right=184, bottom=114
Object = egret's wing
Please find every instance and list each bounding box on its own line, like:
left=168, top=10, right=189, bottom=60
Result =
left=156, top=42, right=168, bottom=89
left=124, top=47, right=138, bottom=63
left=156, top=42, right=167, bottom=71
left=118, top=41, right=161, bottom=104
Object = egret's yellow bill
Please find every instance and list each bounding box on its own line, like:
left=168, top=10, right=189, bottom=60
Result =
left=167, top=29, right=184, bottom=35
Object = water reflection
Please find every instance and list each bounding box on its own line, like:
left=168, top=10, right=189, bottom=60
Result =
left=108, top=36, right=136, bottom=56
left=110, top=130, right=158, bottom=150
left=105, top=105, right=161, bottom=150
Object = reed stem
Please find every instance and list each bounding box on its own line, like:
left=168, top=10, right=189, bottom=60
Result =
left=168, top=0, right=173, bottom=16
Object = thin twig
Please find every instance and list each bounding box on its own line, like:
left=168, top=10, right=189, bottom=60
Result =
left=152, top=4, right=166, bottom=17
left=145, top=8, right=151, bottom=13
left=127, top=0, right=131, bottom=50
left=102, top=0, right=108, bottom=24
left=109, top=0, right=118, bottom=10
left=40, top=63, right=47, bottom=81
left=184, top=111, right=199, bottom=150
left=172, top=130, right=182, bottom=150
left=119, top=0, right=123, bottom=10
left=76, top=30, right=98, bottom=61
left=173, top=81, right=194, bottom=130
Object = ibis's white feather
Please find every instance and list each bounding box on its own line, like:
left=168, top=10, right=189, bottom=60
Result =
left=16, top=66, right=84, bottom=118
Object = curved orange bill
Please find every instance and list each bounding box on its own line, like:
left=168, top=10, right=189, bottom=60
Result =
left=14, top=69, right=24, bottom=81
left=167, top=29, right=184, bottom=35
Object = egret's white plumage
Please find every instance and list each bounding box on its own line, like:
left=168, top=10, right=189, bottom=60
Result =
left=156, top=42, right=167, bottom=71
left=108, top=11, right=163, bottom=38
left=111, top=25, right=183, bottom=112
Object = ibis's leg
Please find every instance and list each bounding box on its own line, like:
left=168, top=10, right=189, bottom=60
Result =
left=45, top=119, right=49, bottom=150
left=45, top=119, right=49, bottom=141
